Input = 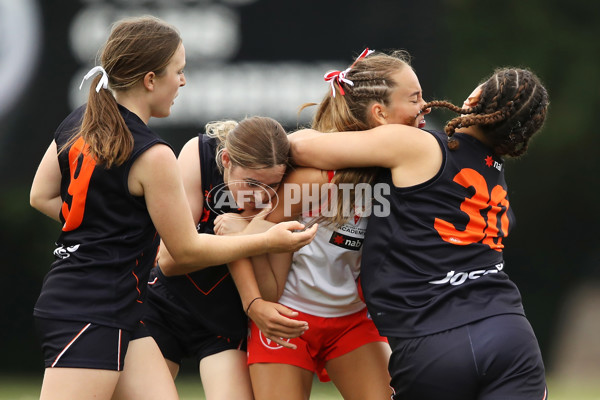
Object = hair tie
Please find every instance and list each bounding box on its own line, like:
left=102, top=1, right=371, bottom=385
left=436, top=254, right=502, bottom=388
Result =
left=79, top=66, right=109, bottom=93
left=245, top=296, right=262, bottom=315
left=323, top=48, right=374, bottom=97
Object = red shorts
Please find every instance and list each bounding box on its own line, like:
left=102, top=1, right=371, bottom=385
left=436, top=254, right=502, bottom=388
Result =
left=247, top=306, right=387, bottom=382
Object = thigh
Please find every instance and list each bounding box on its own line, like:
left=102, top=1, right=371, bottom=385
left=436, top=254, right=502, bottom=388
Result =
left=250, top=363, right=313, bottom=400
left=112, top=336, right=178, bottom=400
left=326, top=341, right=393, bottom=400
left=472, top=314, right=547, bottom=400
left=143, top=284, right=189, bottom=366
left=192, top=333, right=246, bottom=363
left=35, top=317, right=129, bottom=370
left=199, top=349, right=253, bottom=400
left=40, top=367, right=119, bottom=400
left=247, top=319, right=317, bottom=375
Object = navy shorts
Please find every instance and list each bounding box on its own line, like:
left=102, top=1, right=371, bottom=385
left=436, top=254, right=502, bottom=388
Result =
left=144, top=276, right=246, bottom=366
left=35, top=318, right=148, bottom=371
left=387, top=314, right=547, bottom=400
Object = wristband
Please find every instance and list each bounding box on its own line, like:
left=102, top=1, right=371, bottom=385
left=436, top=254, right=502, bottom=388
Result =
left=245, top=296, right=262, bottom=315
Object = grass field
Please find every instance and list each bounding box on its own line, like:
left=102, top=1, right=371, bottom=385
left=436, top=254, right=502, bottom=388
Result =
left=1, top=375, right=599, bottom=399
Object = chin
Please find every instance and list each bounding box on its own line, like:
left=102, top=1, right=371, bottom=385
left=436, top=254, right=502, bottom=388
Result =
left=153, top=111, right=170, bottom=119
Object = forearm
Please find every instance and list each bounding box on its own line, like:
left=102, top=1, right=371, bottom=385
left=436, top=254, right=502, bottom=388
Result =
left=162, top=232, right=270, bottom=275
left=251, top=254, right=279, bottom=302
left=268, top=252, right=294, bottom=299
left=290, top=125, right=408, bottom=170
left=228, top=258, right=263, bottom=312
left=290, top=132, right=341, bottom=169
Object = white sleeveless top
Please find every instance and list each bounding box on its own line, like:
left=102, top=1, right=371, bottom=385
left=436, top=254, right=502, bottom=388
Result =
left=278, top=211, right=368, bottom=317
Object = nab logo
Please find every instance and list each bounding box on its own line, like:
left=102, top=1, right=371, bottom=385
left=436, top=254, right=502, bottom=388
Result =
left=259, top=330, right=290, bottom=350
left=485, top=155, right=502, bottom=171
left=329, top=232, right=363, bottom=251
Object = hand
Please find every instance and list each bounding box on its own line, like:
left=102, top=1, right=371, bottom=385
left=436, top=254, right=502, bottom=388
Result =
left=247, top=298, right=308, bottom=349
left=243, top=205, right=276, bottom=235
left=265, top=220, right=318, bottom=253
left=214, top=213, right=250, bottom=236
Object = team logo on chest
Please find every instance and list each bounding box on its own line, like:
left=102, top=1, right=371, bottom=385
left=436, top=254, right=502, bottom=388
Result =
left=329, top=218, right=365, bottom=251
left=329, top=232, right=363, bottom=250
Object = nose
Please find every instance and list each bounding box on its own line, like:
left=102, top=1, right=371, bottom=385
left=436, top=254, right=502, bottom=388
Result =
left=420, top=99, right=431, bottom=115
left=180, top=73, right=186, bottom=87
left=255, top=190, right=272, bottom=205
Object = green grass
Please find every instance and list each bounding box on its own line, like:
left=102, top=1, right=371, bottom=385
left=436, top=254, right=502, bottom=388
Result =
left=0, top=375, right=341, bottom=400
left=1, top=375, right=599, bottom=399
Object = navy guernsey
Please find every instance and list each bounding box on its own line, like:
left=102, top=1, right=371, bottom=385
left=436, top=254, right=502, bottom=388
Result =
left=361, top=129, right=524, bottom=338
left=34, top=104, right=171, bottom=330
left=154, top=133, right=247, bottom=340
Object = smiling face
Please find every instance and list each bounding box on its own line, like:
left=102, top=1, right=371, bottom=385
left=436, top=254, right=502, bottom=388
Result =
left=151, top=42, right=186, bottom=118
left=381, top=66, right=430, bottom=128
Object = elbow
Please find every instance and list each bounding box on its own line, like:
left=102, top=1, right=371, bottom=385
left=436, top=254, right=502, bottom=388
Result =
left=157, top=245, right=194, bottom=276
left=157, top=260, right=179, bottom=276
left=171, top=254, right=200, bottom=271
left=29, top=190, right=41, bottom=211
left=290, top=140, right=310, bottom=167
left=29, top=193, right=47, bottom=215
left=29, top=196, right=39, bottom=211
left=161, top=248, right=210, bottom=276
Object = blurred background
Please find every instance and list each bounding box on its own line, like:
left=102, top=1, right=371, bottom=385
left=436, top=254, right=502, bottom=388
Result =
left=1, top=0, right=599, bottom=390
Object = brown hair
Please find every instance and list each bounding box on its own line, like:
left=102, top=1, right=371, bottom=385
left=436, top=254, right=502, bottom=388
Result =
left=64, top=15, right=181, bottom=167
left=206, top=116, right=290, bottom=173
left=301, top=50, right=413, bottom=226
left=424, top=68, right=549, bottom=157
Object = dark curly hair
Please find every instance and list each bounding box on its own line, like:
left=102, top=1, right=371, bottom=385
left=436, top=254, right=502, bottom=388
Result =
left=423, top=68, right=549, bottom=157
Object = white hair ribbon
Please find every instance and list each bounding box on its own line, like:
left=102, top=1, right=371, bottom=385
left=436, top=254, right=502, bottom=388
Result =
left=79, top=66, right=109, bottom=93
left=323, top=48, right=375, bottom=97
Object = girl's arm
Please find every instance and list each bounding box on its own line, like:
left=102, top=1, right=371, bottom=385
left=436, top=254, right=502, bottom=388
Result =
left=228, top=257, right=307, bottom=349
left=212, top=166, right=328, bottom=299
left=156, top=137, right=202, bottom=276
left=259, top=167, right=329, bottom=298
left=290, top=124, right=442, bottom=188
left=224, top=168, right=329, bottom=346
left=30, top=141, right=63, bottom=222
left=130, top=142, right=317, bottom=271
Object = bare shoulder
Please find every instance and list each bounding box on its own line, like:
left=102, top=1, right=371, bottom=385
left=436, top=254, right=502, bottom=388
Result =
left=137, top=143, right=177, bottom=168
left=179, top=136, right=199, bottom=158
left=129, top=143, right=178, bottom=196
left=389, top=128, right=443, bottom=187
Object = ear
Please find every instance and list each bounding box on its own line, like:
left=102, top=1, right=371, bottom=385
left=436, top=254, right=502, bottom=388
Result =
left=143, top=71, right=156, bottom=91
left=463, top=85, right=483, bottom=108
left=370, top=103, right=388, bottom=125
left=221, top=149, right=231, bottom=169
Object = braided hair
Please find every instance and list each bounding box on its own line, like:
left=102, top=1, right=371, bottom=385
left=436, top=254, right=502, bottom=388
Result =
left=300, top=50, right=413, bottom=226
left=423, top=68, right=549, bottom=157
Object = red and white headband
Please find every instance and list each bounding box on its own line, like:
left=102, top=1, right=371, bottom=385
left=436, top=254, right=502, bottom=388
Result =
left=324, top=48, right=374, bottom=97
